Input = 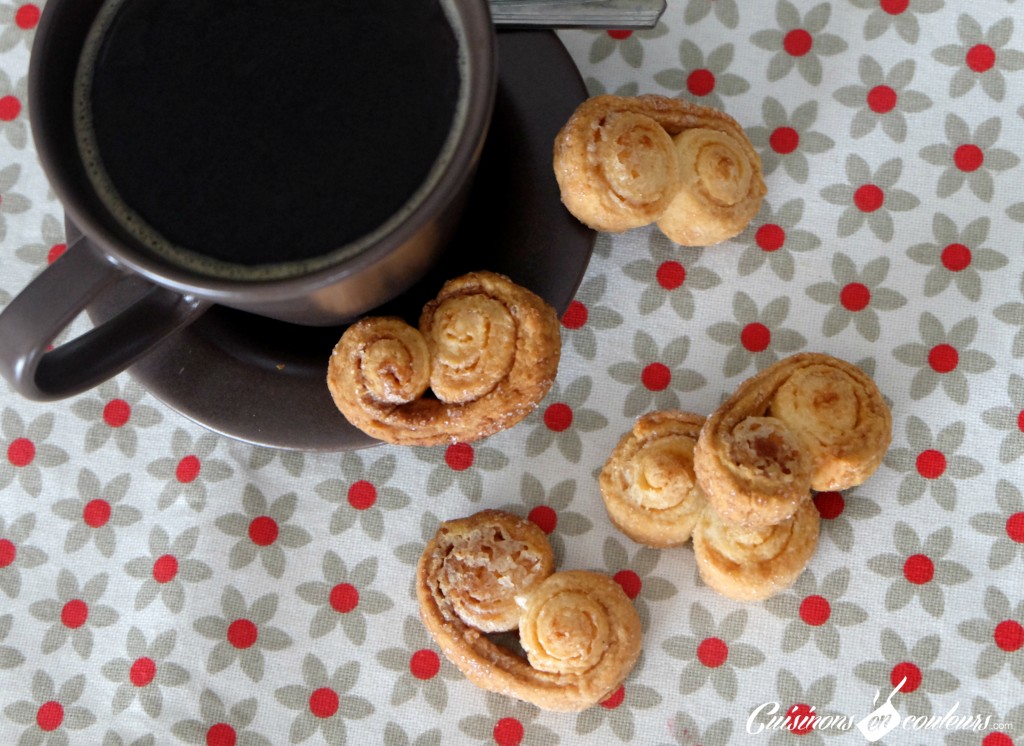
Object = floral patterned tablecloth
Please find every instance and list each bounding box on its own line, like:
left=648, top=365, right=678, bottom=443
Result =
left=2, top=1, right=1024, bottom=744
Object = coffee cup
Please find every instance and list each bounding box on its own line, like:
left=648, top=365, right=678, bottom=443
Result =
left=0, top=0, right=496, bottom=401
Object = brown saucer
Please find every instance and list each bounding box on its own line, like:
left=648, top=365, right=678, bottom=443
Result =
left=79, top=31, right=595, bottom=451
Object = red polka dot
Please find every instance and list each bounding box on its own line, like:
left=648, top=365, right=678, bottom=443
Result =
left=600, top=685, right=626, bottom=709
left=799, top=595, right=832, bottom=626
left=656, top=260, right=686, bottom=290
left=153, top=554, right=178, bottom=583
left=854, top=184, right=884, bottom=212
left=14, top=4, right=40, bottom=30
left=347, top=480, right=377, bottom=510
left=1006, top=513, right=1024, bottom=543
left=0, top=95, right=21, bottom=121
left=7, top=437, right=35, bottom=467
left=61, top=599, right=89, bottom=629
left=696, top=637, right=729, bottom=668
left=309, top=687, right=340, bottom=718
left=983, top=734, right=1014, bottom=746
left=840, top=283, right=871, bottom=312
left=903, top=554, right=934, bottom=585
left=543, top=403, right=573, bottom=432
left=769, top=127, right=800, bottom=155
left=613, top=570, right=642, bottom=600
left=445, top=443, right=474, bottom=471
left=561, top=300, right=588, bottom=330
left=954, top=144, right=984, bottom=172
left=329, top=583, right=359, bottom=614
left=47, top=243, right=67, bottom=263
left=130, top=656, right=157, bottom=687
left=786, top=703, right=816, bottom=735
left=528, top=506, right=558, bottom=535
left=686, top=69, right=716, bottom=97
left=607, top=29, right=632, bottom=40
left=928, top=344, right=958, bottom=373
left=36, top=701, right=63, bottom=732
left=814, top=491, right=845, bottom=520
left=641, top=362, right=671, bottom=391
left=741, top=322, right=771, bottom=352
left=247, top=516, right=278, bottom=546
left=409, top=649, right=440, bottom=680
left=206, top=723, right=237, bottom=746
left=994, top=620, right=1024, bottom=652
left=493, top=717, right=524, bottom=746
left=880, top=0, right=908, bottom=13
left=915, top=449, right=946, bottom=479
left=102, top=399, right=131, bottom=427
left=867, top=85, right=898, bottom=113
left=1018, top=410, right=1024, bottom=434
left=966, top=44, right=996, bottom=73
left=0, top=538, right=15, bottom=568
left=756, top=224, right=786, bottom=251
left=83, top=499, right=111, bottom=528
left=227, top=619, right=258, bottom=649
left=941, top=243, right=971, bottom=272
left=890, top=661, right=922, bottom=693
left=175, top=455, right=200, bottom=483
left=783, top=29, right=813, bottom=57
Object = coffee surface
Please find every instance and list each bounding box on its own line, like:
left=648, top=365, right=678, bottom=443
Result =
left=76, top=0, right=462, bottom=278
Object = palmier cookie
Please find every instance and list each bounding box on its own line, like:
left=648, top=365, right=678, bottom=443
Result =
left=417, top=511, right=642, bottom=711
left=692, top=499, right=820, bottom=601
left=552, top=94, right=765, bottom=244
left=327, top=271, right=561, bottom=445
left=599, top=410, right=707, bottom=547
left=765, top=353, right=892, bottom=492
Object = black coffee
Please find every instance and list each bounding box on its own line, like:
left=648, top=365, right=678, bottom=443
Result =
left=74, top=0, right=463, bottom=279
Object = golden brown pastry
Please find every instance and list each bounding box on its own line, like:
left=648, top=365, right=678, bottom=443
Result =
left=599, top=411, right=708, bottom=547
left=692, top=499, right=820, bottom=601
left=420, top=510, right=554, bottom=633
left=417, top=511, right=642, bottom=711
left=694, top=353, right=891, bottom=526
left=655, top=124, right=766, bottom=246
left=694, top=406, right=814, bottom=529
left=767, top=355, right=892, bottom=491
left=552, top=94, right=765, bottom=244
left=327, top=271, right=561, bottom=445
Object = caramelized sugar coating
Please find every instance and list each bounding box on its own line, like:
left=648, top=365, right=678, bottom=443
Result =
left=327, top=271, right=561, bottom=445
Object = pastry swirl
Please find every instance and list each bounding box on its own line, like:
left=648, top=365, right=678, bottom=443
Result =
left=552, top=94, right=765, bottom=243
left=417, top=511, right=642, bottom=711
left=327, top=271, right=561, bottom=445
left=767, top=355, right=892, bottom=491
left=692, top=499, right=820, bottom=601
left=656, top=125, right=766, bottom=246
left=599, top=411, right=707, bottom=547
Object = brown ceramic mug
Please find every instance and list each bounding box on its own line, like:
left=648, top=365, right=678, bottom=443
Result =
left=0, top=0, right=496, bottom=401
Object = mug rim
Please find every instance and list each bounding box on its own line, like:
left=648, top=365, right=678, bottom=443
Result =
left=29, top=0, right=497, bottom=305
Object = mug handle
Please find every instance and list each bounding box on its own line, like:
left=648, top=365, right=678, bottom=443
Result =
left=0, top=237, right=210, bottom=401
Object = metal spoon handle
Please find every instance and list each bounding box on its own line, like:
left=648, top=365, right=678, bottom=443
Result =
left=489, top=0, right=666, bottom=29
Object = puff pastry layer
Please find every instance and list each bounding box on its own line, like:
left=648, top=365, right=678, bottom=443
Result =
left=552, top=94, right=765, bottom=245
left=692, top=499, right=820, bottom=601
left=417, top=511, right=641, bottom=711
left=599, top=410, right=708, bottom=547
left=327, top=271, right=561, bottom=445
